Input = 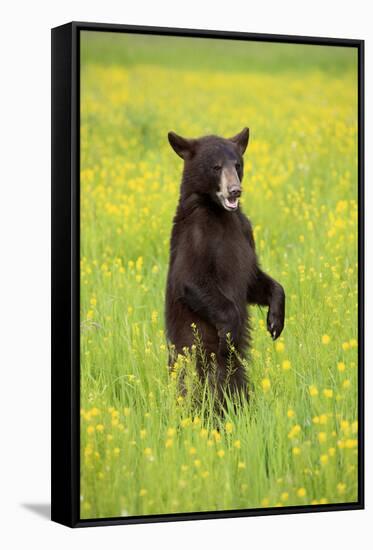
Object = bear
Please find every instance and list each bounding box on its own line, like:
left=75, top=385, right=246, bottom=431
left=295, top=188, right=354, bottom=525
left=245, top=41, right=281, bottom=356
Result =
left=165, top=127, right=285, bottom=402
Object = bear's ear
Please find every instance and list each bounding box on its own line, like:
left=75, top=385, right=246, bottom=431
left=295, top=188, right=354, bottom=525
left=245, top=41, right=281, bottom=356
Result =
left=168, top=132, right=195, bottom=159
left=229, top=127, right=250, bottom=155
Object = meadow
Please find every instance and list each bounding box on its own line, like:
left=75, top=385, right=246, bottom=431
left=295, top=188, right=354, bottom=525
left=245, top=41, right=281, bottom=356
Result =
left=80, top=32, right=359, bottom=519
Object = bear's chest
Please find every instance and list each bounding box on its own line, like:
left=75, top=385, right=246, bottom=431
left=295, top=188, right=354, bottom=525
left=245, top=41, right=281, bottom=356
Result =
left=212, top=220, right=256, bottom=288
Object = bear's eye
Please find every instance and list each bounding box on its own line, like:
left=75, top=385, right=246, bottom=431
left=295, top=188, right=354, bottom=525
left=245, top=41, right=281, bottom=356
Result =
left=235, top=162, right=241, bottom=171
left=213, top=165, right=222, bottom=172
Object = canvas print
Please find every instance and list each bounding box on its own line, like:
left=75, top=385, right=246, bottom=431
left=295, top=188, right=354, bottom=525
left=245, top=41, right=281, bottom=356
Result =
left=79, top=31, right=359, bottom=520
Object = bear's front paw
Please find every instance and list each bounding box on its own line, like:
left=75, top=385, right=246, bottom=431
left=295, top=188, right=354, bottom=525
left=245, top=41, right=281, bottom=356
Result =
left=267, top=309, right=284, bottom=340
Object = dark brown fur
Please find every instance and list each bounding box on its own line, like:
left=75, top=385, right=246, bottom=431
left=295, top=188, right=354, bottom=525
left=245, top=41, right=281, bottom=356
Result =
left=165, top=128, right=285, bottom=402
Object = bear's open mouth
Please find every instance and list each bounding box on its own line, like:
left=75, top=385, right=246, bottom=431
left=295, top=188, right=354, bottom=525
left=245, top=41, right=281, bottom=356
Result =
left=224, top=196, right=239, bottom=211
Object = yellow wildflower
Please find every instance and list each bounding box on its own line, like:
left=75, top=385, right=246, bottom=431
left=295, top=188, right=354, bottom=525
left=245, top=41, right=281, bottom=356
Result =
left=181, top=417, right=191, bottom=428
left=282, top=359, right=292, bottom=371
left=275, top=341, right=285, bottom=352
left=225, top=422, right=233, bottom=434
left=212, top=429, right=221, bottom=442
left=319, top=414, right=328, bottom=425
left=200, top=428, right=208, bottom=439
left=288, top=424, right=301, bottom=439
left=318, top=432, right=327, bottom=443
left=151, top=310, right=158, bottom=323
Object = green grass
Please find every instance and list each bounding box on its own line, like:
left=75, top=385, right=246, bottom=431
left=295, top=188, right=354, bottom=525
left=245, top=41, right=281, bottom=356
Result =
left=80, top=32, right=359, bottom=519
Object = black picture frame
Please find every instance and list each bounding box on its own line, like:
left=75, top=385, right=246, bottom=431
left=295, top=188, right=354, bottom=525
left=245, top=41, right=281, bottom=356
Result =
left=51, top=21, right=365, bottom=528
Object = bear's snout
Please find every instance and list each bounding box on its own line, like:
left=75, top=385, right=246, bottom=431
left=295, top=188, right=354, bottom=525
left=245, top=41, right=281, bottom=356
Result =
left=228, top=186, right=241, bottom=199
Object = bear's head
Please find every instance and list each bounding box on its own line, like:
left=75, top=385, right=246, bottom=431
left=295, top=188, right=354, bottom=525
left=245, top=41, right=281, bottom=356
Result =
left=168, top=128, right=249, bottom=212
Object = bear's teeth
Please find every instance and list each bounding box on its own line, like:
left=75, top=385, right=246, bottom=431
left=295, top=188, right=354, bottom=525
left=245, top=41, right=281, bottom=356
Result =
left=226, top=198, right=238, bottom=209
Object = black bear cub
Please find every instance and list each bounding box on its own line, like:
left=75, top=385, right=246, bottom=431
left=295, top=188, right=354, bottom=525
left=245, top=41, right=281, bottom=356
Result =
left=165, top=128, right=285, bottom=401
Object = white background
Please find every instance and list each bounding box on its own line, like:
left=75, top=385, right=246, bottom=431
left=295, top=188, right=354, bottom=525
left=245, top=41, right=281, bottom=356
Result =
left=0, top=0, right=371, bottom=548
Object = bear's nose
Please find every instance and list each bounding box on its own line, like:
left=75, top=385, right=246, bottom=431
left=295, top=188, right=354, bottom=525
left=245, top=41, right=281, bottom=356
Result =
left=229, top=187, right=241, bottom=199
